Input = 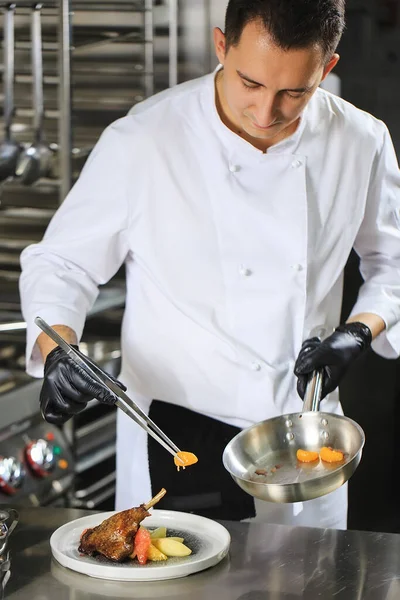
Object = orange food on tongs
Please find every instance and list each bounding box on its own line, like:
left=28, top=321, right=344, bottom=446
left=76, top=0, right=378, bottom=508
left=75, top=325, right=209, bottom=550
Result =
left=174, top=451, right=198, bottom=471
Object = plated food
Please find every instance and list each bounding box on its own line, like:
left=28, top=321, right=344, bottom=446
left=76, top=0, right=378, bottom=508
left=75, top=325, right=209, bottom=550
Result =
left=51, top=507, right=231, bottom=581
left=143, top=527, right=191, bottom=563
left=78, top=488, right=192, bottom=566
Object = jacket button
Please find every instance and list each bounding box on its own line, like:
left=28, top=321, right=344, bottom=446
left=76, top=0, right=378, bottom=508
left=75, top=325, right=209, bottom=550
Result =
left=291, top=159, right=302, bottom=168
left=239, top=265, right=252, bottom=276
left=251, top=362, right=262, bottom=371
left=229, top=164, right=240, bottom=173
left=291, top=263, right=304, bottom=271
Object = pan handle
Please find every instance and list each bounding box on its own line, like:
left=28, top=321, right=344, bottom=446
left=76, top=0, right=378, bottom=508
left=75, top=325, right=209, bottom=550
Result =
left=308, top=325, right=330, bottom=340
left=303, top=370, right=323, bottom=412
left=302, top=326, right=332, bottom=412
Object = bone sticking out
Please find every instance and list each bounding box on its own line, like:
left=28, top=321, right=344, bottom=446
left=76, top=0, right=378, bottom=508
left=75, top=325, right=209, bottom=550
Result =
left=144, top=488, right=167, bottom=510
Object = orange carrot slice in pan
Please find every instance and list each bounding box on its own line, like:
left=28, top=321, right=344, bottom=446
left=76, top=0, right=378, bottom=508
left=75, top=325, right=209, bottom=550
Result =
left=296, top=449, right=319, bottom=463
left=319, top=447, right=344, bottom=463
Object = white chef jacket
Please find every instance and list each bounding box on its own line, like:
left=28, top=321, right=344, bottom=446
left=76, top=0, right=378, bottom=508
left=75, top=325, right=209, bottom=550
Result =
left=20, top=69, right=400, bottom=526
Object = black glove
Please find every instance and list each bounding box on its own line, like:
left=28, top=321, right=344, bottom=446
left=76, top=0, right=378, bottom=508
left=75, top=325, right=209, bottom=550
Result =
left=294, top=322, right=372, bottom=400
left=40, top=345, right=126, bottom=425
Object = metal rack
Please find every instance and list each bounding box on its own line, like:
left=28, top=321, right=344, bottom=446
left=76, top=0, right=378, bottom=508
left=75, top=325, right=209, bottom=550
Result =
left=0, top=0, right=179, bottom=511
left=57, top=0, right=156, bottom=199
left=0, top=0, right=178, bottom=202
left=0, top=0, right=179, bottom=289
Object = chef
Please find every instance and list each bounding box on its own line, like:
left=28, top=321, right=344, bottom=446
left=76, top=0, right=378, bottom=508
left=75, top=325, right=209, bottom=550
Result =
left=20, top=0, right=400, bottom=529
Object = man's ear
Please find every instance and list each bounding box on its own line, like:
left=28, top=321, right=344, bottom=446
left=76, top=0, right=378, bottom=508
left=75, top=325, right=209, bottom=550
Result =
left=321, top=53, right=340, bottom=82
left=213, top=27, right=227, bottom=65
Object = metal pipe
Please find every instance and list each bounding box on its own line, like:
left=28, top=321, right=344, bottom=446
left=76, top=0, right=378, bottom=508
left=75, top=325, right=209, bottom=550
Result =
left=31, top=4, right=44, bottom=143
left=169, top=0, right=178, bottom=87
left=72, top=30, right=146, bottom=56
left=3, top=4, right=16, bottom=140
left=144, top=0, right=154, bottom=97
left=204, top=0, right=212, bottom=74
left=0, top=2, right=146, bottom=11
left=0, top=322, right=27, bottom=333
left=74, top=470, right=116, bottom=499
left=58, top=0, right=72, bottom=203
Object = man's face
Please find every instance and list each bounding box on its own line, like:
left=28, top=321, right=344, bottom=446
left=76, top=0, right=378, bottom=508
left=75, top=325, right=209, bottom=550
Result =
left=214, top=21, right=339, bottom=145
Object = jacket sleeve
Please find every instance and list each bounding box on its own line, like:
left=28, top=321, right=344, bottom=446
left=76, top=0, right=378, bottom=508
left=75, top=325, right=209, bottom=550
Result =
left=350, top=122, right=400, bottom=358
left=19, top=122, right=132, bottom=377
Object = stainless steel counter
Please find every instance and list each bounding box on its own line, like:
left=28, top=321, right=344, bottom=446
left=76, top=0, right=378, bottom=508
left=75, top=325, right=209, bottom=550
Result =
left=2, top=506, right=400, bottom=599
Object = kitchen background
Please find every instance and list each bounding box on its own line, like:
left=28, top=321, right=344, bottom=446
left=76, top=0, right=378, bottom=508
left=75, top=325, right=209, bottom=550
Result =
left=0, top=0, right=399, bottom=532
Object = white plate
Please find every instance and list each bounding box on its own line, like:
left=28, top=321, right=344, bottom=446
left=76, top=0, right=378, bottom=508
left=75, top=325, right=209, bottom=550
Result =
left=50, top=509, right=231, bottom=581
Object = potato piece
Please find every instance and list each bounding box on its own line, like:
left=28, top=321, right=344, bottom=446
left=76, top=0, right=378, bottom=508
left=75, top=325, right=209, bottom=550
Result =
left=167, top=537, right=184, bottom=543
left=150, top=526, right=167, bottom=539
left=152, top=538, right=192, bottom=557
left=147, top=543, right=168, bottom=562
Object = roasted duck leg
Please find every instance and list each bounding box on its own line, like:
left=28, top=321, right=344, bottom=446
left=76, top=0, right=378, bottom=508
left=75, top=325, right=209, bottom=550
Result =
left=78, top=488, right=166, bottom=562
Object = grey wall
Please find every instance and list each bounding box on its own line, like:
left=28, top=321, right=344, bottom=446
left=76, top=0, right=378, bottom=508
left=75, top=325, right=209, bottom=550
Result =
left=337, top=0, right=400, bottom=153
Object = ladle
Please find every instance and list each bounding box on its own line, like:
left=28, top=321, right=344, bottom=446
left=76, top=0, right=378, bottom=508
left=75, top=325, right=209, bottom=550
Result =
left=0, top=509, right=18, bottom=599
left=16, top=3, right=52, bottom=185
left=0, top=4, right=20, bottom=182
left=0, top=509, right=18, bottom=557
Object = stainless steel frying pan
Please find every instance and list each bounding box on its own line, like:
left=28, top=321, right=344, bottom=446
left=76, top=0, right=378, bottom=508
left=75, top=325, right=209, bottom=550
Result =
left=223, top=367, right=365, bottom=504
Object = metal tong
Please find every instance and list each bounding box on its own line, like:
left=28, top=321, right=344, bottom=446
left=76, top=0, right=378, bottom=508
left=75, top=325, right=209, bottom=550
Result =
left=35, top=317, right=184, bottom=464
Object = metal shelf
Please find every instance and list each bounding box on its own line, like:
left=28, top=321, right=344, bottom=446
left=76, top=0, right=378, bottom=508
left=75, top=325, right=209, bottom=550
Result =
left=57, top=0, right=157, bottom=199
left=0, top=1, right=178, bottom=199
left=0, top=5, right=176, bottom=491
left=0, top=1, right=152, bottom=12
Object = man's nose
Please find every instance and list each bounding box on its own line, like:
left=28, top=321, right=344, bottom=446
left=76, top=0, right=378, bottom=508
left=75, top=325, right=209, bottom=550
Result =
left=252, top=96, right=277, bottom=127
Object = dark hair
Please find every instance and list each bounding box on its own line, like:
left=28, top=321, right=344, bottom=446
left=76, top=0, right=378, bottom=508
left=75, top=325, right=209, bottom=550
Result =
left=225, top=0, right=345, bottom=59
